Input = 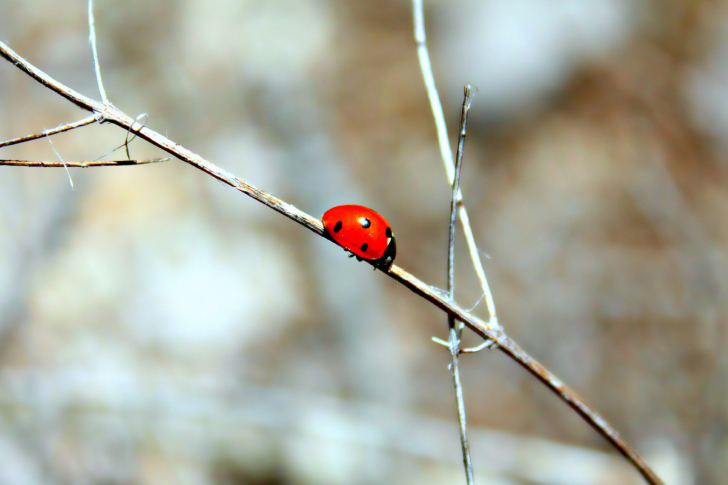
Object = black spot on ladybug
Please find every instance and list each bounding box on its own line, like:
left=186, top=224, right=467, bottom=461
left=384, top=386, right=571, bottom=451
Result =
left=360, top=243, right=368, bottom=252
left=359, top=218, right=371, bottom=229
left=334, top=221, right=342, bottom=233
left=385, top=227, right=392, bottom=238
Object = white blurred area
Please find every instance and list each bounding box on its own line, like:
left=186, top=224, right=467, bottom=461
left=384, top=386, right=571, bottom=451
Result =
left=435, top=0, right=637, bottom=119
left=0, top=0, right=725, bottom=484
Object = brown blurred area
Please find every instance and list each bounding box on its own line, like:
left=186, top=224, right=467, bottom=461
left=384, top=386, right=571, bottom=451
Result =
left=1, top=0, right=727, bottom=483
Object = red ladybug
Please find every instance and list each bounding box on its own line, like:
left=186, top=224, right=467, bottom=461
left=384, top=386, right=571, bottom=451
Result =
left=322, top=204, right=397, bottom=270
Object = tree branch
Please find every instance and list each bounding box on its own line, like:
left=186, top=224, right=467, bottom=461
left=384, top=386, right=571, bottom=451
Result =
left=0, top=158, right=169, bottom=167
left=409, top=2, right=663, bottom=484
left=445, top=84, right=477, bottom=484
left=0, top=114, right=99, bottom=149
left=88, top=0, right=109, bottom=104
left=0, top=38, right=663, bottom=485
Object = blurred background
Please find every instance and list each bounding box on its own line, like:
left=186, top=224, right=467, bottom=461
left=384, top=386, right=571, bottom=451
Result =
left=0, top=0, right=725, bottom=483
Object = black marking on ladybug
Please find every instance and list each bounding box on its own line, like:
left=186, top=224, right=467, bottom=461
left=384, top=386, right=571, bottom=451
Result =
left=360, top=243, right=368, bottom=252
left=385, top=227, right=392, bottom=238
left=359, top=217, right=371, bottom=229
left=333, top=221, right=343, bottom=233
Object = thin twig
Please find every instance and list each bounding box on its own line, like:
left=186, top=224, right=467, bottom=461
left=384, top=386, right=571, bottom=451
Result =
left=412, top=0, right=499, bottom=330
left=0, top=158, right=169, bottom=167
left=124, top=113, right=149, bottom=160
left=450, top=84, right=476, bottom=340
left=0, top=114, right=99, bottom=149
left=446, top=84, right=477, bottom=484
left=0, top=39, right=664, bottom=485
left=45, top=132, right=74, bottom=189
left=410, top=3, right=662, bottom=484
left=88, top=0, right=108, bottom=104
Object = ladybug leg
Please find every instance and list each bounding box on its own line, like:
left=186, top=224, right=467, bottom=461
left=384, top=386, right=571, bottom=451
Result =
left=348, top=253, right=355, bottom=258
left=355, top=256, right=363, bottom=262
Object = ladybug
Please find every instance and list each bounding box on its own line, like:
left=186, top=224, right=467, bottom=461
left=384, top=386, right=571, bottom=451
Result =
left=322, top=204, right=397, bottom=270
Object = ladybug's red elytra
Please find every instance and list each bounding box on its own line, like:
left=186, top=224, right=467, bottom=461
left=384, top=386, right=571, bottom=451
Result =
left=322, top=204, right=397, bottom=270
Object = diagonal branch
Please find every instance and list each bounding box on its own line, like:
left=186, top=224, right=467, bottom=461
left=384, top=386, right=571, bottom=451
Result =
left=0, top=114, right=100, bottom=149
left=0, top=39, right=663, bottom=485
left=0, top=158, right=169, bottom=167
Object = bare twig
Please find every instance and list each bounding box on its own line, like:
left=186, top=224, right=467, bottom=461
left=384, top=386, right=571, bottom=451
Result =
left=44, top=132, right=74, bottom=189
left=412, top=0, right=499, bottom=330
left=449, top=84, right=476, bottom=340
left=0, top=114, right=99, bottom=149
left=88, top=0, right=108, bottom=104
left=0, top=39, right=663, bottom=485
left=445, top=84, right=477, bottom=484
left=124, top=113, right=149, bottom=160
left=410, top=3, right=662, bottom=485
left=0, top=158, right=169, bottom=167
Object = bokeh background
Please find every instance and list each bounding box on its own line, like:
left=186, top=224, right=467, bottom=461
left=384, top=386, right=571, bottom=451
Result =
left=0, top=1, right=725, bottom=484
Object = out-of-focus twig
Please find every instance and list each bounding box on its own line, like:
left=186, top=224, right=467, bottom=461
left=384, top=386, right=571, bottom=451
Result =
left=412, top=0, right=498, bottom=331
left=0, top=158, right=169, bottom=167
left=0, top=114, right=100, bottom=149
left=445, top=84, right=477, bottom=484
left=0, top=38, right=663, bottom=485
